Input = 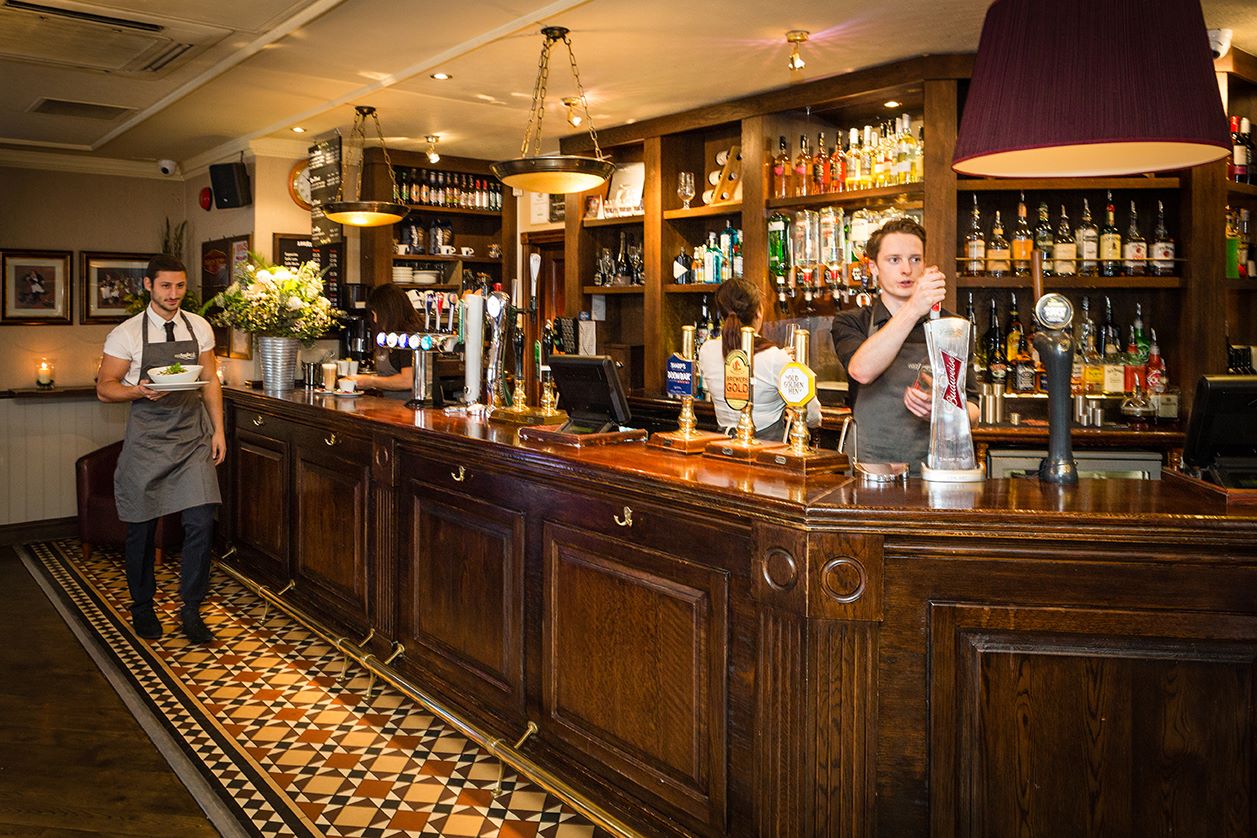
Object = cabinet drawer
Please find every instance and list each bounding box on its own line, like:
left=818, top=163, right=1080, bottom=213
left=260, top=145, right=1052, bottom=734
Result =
left=291, top=422, right=370, bottom=463
left=233, top=407, right=290, bottom=442
left=395, top=448, right=521, bottom=509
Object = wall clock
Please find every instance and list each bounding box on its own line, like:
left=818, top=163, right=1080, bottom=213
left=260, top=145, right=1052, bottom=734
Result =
left=288, top=159, right=312, bottom=211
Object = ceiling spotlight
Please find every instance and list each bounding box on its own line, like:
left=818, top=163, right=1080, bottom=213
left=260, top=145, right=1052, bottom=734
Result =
left=786, top=30, right=808, bottom=72
left=291, top=126, right=306, bottom=133
left=562, top=97, right=583, bottom=127
left=883, top=100, right=901, bottom=109
left=424, top=135, right=441, bottom=164
left=430, top=72, right=452, bottom=80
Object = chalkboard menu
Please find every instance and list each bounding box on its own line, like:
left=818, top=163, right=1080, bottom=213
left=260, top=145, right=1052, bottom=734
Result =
left=273, top=233, right=344, bottom=307
left=309, top=135, right=342, bottom=246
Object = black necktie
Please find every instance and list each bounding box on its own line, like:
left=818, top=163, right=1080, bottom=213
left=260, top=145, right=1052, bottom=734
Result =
left=164, top=321, right=176, bottom=342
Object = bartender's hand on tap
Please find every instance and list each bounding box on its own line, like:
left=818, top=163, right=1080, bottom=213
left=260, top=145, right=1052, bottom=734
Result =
left=903, top=379, right=932, bottom=419
left=905, top=266, right=947, bottom=321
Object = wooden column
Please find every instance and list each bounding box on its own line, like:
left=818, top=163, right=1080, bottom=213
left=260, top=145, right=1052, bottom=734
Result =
left=923, top=78, right=959, bottom=311
left=643, top=137, right=665, bottom=392
left=740, top=115, right=770, bottom=307
left=752, top=522, right=883, bottom=836
left=1181, top=160, right=1228, bottom=410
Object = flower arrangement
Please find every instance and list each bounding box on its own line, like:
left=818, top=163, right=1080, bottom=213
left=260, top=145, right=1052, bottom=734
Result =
left=208, top=253, right=341, bottom=341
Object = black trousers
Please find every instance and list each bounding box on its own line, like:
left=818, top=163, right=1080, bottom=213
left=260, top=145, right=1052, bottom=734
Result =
left=125, top=503, right=217, bottom=619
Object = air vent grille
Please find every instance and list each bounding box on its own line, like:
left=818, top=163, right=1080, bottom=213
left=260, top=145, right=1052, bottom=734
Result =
left=29, top=98, right=131, bottom=120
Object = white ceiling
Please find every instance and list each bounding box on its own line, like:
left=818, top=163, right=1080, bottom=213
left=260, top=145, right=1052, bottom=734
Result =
left=1, top=0, right=1255, bottom=171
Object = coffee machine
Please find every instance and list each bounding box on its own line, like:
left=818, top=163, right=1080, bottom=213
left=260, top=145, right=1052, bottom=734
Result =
left=339, top=283, right=372, bottom=368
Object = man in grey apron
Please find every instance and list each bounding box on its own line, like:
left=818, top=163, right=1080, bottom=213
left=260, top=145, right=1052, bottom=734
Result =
left=831, top=219, right=978, bottom=474
left=97, top=256, right=225, bottom=644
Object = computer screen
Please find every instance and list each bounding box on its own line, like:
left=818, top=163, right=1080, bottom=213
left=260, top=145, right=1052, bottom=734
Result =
left=547, top=355, right=633, bottom=434
left=1182, top=375, right=1257, bottom=487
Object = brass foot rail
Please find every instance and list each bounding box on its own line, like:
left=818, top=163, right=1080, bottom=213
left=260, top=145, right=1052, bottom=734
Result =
left=217, top=562, right=640, bottom=838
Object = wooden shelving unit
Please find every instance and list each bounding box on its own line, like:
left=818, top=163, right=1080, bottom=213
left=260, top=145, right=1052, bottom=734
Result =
left=957, top=177, right=1180, bottom=192
left=955, top=275, right=1184, bottom=290
left=399, top=203, right=502, bottom=218
left=582, top=285, right=644, bottom=295
left=664, top=284, right=722, bottom=293
left=392, top=254, right=501, bottom=265
left=765, top=182, right=924, bottom=211
left=662, top=203, right=743, bottom=221
left=582, top=215, right=645, bottom=228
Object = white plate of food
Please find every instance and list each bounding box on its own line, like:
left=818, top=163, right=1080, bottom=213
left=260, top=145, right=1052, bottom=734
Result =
left=148, top=363, right=203, bottom=384
left=146, top=380, right=209, bottom=392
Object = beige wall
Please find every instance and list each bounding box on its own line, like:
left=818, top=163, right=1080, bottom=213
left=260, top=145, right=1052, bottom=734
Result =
left=0, top=156, right=331, bottom=524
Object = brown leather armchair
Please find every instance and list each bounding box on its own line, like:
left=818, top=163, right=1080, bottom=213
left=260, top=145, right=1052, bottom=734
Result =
left=75, top=440, right=180, bottom=562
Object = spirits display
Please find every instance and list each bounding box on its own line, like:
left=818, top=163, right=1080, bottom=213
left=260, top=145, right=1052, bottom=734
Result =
left=392, top=167, right=502, bottom=211
left=1150, top=200, right=1175, bottom=276
left=1034, top=201, right=1054, bottom=275
left=1122, top=201, right=1147, bottom=275
left=772, top=116, right=923, bottom=197
left=1053, top=205, right=1076, bottom=276
left=987, top=211, right=1011, bottom=277
left=1076, top=198, right=1099, bottom=276
left=1011, top=193, right=1034, bottom=276
left=964, top=195, right=985, bottom=276
left=1099, top=191, right=1121, bottom=277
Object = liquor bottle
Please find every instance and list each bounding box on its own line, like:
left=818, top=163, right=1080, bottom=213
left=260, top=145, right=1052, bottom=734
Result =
left=1011, top=193, right=1034, bottom=275
left=773, top=136, right=791, bottom=199
left=1243, top=118, right=1255, bottom=186
left=812, top=132, right=829, bottom=195
left=987, top=211, right=1011, bottom=277
left=1099, top=191, right=1122, bottom=276
left=691, top=244, right=705, bottom=285
left=416, top=171, right=428, bottom=205
left=1225, top=206, right=1241, bottom=279
left=1077, top=297, right=1103, bottom=395
left=1131, top=302, right=1150, bottom=361
left=395, top=168, right=408, bottom=204
left=911, top=125, right=925, bottom=183
left=768, top=211, right=789, bottom=297
left=1004, top=293, right=1023, bottom=365
left=1232, top=116, right=1249, bottom=183
left=1144, top=328, right=1167, bottom=394
left=705, top=231, right=723, bottom=284
left=1034, top=201, right=1054, bottom=275
left=845, top=129, right=861, bottom=192
left=1150, top=200, right=1175, bottom=276
left=673, top=248, right=693, bottom=284
left=1101, top=295, right=1121, bottom=356
left=966, top=292, right=986, bottom=381
left=794, top=134, right=811, bottom=197
left=1100, top=296, right=1124, bottom=394
left=1122, top=200, right=1147, bottom=275
left=963, top=195, right=986, bottom=276
left=1012, top=331, right=1037, bottom=393
left=860, top=125, right=875, bottom=190
left=984, top=297, right=1008, bottom=388
left=829, top=139, right=845, bottom=193
left=1076, top=198, right=1100, bottom=276
left=616, top=231, right=630, bottom=284
left=1241, top=208, right=1253, bottom=279
left=1053, top=205, right=1076, bottom=276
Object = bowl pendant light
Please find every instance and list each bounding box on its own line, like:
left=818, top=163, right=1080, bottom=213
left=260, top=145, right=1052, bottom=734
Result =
left=952, top=0, right=1230, bottom=177
left=490, top=26, right=616, bottom=195
left=322, top=105, right=410, bottom=227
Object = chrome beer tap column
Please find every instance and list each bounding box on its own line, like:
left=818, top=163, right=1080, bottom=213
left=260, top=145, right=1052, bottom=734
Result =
left=483, top=290, right=511, bottom=411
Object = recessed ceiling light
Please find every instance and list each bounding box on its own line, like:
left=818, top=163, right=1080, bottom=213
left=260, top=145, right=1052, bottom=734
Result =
left=430, top=72, right=452, bottom=80
left=884, top=100, right=901, bottom=108
left=291, top=126, right=306, bottom=133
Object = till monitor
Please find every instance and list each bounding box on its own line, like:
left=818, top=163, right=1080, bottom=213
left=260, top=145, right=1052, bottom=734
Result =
left=1182, top=375, right=1257, bottom=489
left=547, top=355, right=633, bottom=435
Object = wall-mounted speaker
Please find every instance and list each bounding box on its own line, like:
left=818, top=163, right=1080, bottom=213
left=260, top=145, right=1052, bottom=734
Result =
left=209, top=162, right=252, bottom=209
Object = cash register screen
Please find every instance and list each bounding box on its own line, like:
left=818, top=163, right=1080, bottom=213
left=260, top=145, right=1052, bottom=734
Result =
left=548, top=355, right=632, bottom=435
left=1182, top=375, right=1257, bottom=488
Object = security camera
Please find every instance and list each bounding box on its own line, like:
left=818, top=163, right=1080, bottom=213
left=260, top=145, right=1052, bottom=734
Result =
left=1209, top=28, right=1232, bottom=60
left=157, top=159, right=177, bottom=176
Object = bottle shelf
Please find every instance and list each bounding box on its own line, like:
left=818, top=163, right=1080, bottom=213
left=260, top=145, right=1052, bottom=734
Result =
left=392, top=254, right=501, bottom=265
left=663, top=202, right=743, bottom=221
left=392, top=283, right=460, bottom=291
left=402, top=203, right=502, bottom=218
left=583, top=214, right=645, bottom=228
left=664, top=284, right=722, bottom=293
left=765, top=182, right=924, bottom=212
left=955, top=274, right=1183, bottom=290
left=956, top=176, right=1180, bottom=192
left=1227, top=181, right=1257, bottom=200
left=583, top=285, right=644, bottom=295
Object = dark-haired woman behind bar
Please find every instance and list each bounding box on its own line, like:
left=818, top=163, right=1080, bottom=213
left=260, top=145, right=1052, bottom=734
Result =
left=343, top=283, right=422, bottom=399
left=697, top=279, right=821, bottom=441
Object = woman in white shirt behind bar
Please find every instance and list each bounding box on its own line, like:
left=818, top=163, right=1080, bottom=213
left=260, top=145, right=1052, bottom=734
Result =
left=697, top=278, right=821, bottom=441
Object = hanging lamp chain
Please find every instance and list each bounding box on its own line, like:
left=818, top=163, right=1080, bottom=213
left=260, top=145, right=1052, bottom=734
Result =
left=521, top=35, right=553, bottom=158
left=367, top=109, right=401, bottom=201
left=560, top=32, right=604, bottom=162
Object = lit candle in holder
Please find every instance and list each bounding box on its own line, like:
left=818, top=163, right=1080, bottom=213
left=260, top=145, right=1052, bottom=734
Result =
left=36, top=357, right=54, bottom=388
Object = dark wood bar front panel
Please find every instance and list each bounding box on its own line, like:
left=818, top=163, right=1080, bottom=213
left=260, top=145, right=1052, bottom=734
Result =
left=221, top=389, right=1257, bottom=837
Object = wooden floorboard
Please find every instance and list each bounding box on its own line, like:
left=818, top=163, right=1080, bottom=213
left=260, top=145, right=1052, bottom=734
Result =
left=0, top=546, right=218, bottom=837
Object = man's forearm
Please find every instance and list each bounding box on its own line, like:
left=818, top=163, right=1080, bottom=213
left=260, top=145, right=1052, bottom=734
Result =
left=97, top=379, right=141, bottom=403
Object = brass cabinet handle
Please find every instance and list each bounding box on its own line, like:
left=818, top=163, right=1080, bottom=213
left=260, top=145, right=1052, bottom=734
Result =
left=451, top=465, right=466, bottom=482
left=614, top=506, right=633, bottom=527
left=252, top=415, right=264, bottom=427
left=324, top=433, right=338, bottom=446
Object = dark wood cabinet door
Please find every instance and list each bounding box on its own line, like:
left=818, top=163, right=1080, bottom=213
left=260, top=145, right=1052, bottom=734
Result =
left=541, top=520, right=729, bottom=835
left=396, top=475, right=526, bottom=721
left=291, top=432, right=372, bottom=631
left=930, top=603, right=1257, bottom=838
left=230, top=427, right=289, bottom=584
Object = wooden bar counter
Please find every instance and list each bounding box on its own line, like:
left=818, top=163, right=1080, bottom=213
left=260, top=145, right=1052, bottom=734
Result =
left=221, top=387, right=1257, bottom=837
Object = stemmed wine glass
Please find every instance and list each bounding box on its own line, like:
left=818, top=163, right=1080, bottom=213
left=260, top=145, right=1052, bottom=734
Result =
left=677, top=172, right=696, bottom=210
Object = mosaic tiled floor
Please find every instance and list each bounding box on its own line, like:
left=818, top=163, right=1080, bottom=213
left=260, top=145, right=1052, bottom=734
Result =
left=20, top=539, right=612, bottom=838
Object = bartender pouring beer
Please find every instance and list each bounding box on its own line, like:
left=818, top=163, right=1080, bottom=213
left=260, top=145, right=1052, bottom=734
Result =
left=831, top=218, right=978, bottom=471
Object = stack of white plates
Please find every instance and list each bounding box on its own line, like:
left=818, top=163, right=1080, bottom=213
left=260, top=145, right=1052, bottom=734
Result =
left=412, top=269, right=440, bottom=285
left=392, top=266, right=414, bottom=284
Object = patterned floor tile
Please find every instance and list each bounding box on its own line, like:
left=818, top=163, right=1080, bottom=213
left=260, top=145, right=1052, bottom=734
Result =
left=21, top=539, right=615, bottom=838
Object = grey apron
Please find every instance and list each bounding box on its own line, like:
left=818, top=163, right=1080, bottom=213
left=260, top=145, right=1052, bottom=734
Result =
left=114, top=311, right=221, bottom=522
left=848, top=305, right=932, bottom=472
left=373, top=347, right=412, bottom=401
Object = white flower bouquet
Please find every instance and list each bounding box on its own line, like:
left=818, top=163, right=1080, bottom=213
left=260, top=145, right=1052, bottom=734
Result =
left=209, top=253, right=341, bottom=341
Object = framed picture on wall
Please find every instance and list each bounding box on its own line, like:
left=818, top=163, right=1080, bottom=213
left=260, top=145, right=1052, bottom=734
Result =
left=200, top=233, right=251, bottom=356
left=1, top=249, right=72, bottom=325
left=80, top=251, right=151, bottom=324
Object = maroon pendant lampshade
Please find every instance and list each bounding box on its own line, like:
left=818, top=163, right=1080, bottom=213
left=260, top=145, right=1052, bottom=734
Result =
left=953, top=0, right=1230, bottom=177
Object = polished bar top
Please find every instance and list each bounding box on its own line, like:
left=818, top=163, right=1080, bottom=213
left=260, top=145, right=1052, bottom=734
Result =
left=225, top=387, right=1255, bottom=541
